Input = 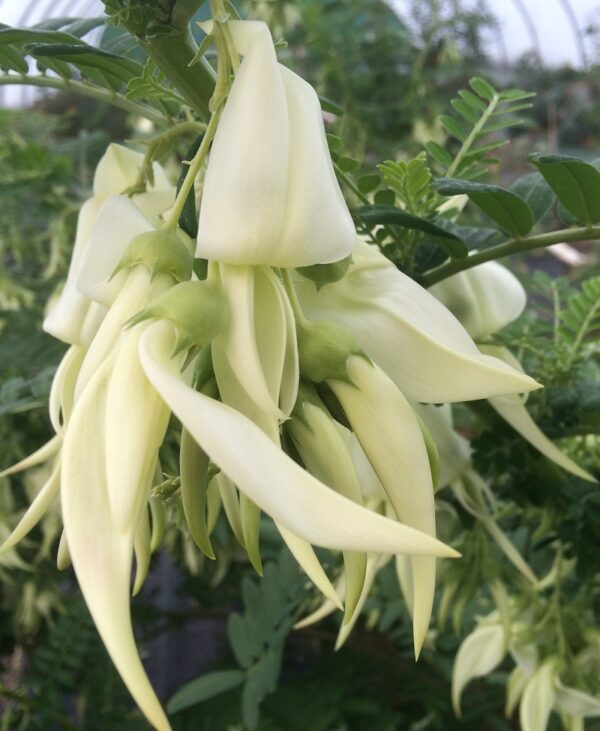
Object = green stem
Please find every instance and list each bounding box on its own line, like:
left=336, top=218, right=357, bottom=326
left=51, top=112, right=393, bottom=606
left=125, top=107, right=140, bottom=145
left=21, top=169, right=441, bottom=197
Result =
left=162, top=110, right=221, bottom=229
left=445, top=93, right=500, bottom=178
left=0, top=74, right=167, bottom=125
left=422, top=225, right=600, bottom=287
left=334, top=162, right=370, bottom=205
left=139, top=27, right=216, bottom=121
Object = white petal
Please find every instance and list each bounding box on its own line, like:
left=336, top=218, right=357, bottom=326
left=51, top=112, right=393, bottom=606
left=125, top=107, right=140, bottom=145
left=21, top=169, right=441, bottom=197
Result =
left=276, top=524, right=342, bottom=609
left=140, top=322, right=460, bottom=559
left=49, top=346, right=85, bottom=435
left=196, top=21, right=354, bottom=266
left=105, top=327, right=171, bottom=532
left=43, top=198, right=103, bottom=344
left=133, top=506, right=152, bottom=596
left=506, top=665, right=529, bottom=717
left=335, top=554, right=388, bottom=649
left=197, top=23, right=289, bottom=265
left=75, top=267, right=160, bottom=398
left=412, top=404, right=471, bottom=488
left=331, top=357, right=436, bottom=656
left=93, top=143, right=171, bottom=200
left=520, top=663, right=556, bottom=731
left=296, top=241, right=540, bottom=402
left=1, top=435, right=61, bottom=477
left=214, top=473, right=245, bottom=547
left=214, top=265, right=283, bottom=418
left=214, top=339, right=339, bottom=603
left=289, top=403, right=367, bottom=616
left=488, top=392, right=595, bottom=481
left=0, top=458, right=61, bottom=554
left=429, top=261, right=526, bottom=339
left=452, top=624, right=507, bottom=715
left=62, top=356, right=170, bottom=731
left=77, top=196, right=154, bottom=308
left=554, top=680, right=600, bottom=717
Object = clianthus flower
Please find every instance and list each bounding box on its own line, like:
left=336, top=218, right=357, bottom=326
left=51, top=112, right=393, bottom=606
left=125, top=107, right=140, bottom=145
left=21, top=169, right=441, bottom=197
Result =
left=1, top=20, right=549, bottom=731
left=430, top=261, right=594, bottom=481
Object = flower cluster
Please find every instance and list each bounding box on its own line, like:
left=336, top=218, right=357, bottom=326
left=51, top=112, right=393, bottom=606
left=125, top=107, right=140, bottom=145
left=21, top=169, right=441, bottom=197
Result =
left=1, top=20, right=553, bottom=731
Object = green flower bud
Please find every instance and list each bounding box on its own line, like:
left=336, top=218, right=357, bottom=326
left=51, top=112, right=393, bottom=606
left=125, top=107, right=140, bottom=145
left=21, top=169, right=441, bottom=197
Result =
left=112, top=229, right=193, bottom=284
left=297, top=319, right=365, bottom=383
left=128, top=280, right=229, bottom=356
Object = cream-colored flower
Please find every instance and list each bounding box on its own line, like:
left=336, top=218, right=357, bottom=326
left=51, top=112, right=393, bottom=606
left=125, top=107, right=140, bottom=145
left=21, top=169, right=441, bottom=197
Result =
left=196, top=21, right=355, bottom=267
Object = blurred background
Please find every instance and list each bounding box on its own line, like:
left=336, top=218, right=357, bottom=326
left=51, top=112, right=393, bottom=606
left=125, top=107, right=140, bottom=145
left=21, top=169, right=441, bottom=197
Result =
left=0, top=1, right=599, bottom=730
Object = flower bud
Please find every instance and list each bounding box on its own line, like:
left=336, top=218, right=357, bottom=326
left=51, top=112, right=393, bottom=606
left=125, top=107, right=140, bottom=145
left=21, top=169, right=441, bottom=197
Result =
left=297, top=319, right=364, bottom=383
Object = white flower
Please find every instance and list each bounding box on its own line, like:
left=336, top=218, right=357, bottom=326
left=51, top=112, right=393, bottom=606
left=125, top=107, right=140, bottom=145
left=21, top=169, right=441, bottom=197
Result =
left=296, top=240, right=540, bottom=403
left=452, top=622, right=507, bottom=715
left=429, top=260, right=527, bottom=339
left=196, top=21, right=355, bottom=267
left=43, top=145, right=175, bottom=346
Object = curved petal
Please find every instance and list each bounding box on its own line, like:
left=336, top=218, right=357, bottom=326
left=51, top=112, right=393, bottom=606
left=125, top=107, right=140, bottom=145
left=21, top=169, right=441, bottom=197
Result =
left=554, top=680, right=600, bottom=717
left=331, top=357, right=436, bottom=656
left=49, top=346, right=85, bottom=435
left=296, top=241, right=540, bottom=402
left=214, top=265, right=283, bottom=418
left=140, top=322, right=459, bottom=559
left=196, top=21, right=354, bottom=266
left=213, top=336, right=339, bottom=603
left=289, top=403, right=367, bottom=618
left=93, top=143, right=171, bottom=200
left=412, top=403, right=471, bottom=489
left=452, top=624, right=506, bottom=715
left=43, top=197, right=103, bottom=344
left=105, top=327, right=171, bottom=532
left=489, top=393, right=595, bottom=481
left=61, top=356, right=171, bottom=731
left=1, top=435, right=61, bottom=478
left=0, top=458, right=61, bottom=554
left=77, top=196, right=154, bottom=308
left=429, top=261, right=526, bottom=339
left=520, top=663, right=556, bottom=731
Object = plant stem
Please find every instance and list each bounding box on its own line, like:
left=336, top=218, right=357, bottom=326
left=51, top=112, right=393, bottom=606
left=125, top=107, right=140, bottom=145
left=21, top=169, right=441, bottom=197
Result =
left=445, top=93, right=499, bottom=178
left=422, top=225, right=600, bottom=286
left=162, top=110, right=221, bottom=229
left=0, top=75, right=167, bottom=125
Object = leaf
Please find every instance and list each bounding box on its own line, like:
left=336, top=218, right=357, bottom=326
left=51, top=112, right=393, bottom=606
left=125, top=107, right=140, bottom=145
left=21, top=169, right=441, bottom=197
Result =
left=357, top=173, right=380, bottom=194
left=167, top=670, right=245, bottom=714
left=433, top=178, right=534, bottom=236
left=469, top=77, right=497, bottom=100
left=510, top=172, right=555, bottom=223
left=25, top=43, right=143, bottom=90
left=425, top=141, right=453, bottom=168
left=357, top=204, right=468, bottom=257
left=440, top=114, right=467, bottom=142
left=227, top=613, right=261, bottom=669
left=529, top=153, right=600, bottom=224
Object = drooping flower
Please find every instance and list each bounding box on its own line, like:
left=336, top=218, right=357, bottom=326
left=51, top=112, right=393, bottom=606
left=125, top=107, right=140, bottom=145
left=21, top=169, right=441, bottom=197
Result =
left=430, top=261, right=594, bottom=481
left=295, top=239, right=540, bottom=403
left=43, top=144, right=175, bottom=346
left=196, top=20, right=355, bottom=267
left=1, top=20, right=560, bottom=731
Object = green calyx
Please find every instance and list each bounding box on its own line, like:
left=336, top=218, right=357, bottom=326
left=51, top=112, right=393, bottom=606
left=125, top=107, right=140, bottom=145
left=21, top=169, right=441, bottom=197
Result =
left=113, top=229, right=193, bottom=284
left=128, top=280, right=229, bottom=355
left=296, top=255, right=352, bottom=290
left=297, top=319, right=365, bottom=384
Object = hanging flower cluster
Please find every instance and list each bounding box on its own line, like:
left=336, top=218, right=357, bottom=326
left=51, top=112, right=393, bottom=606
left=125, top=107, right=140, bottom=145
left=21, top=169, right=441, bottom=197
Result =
left=1, top=20, right=551, bottom=731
